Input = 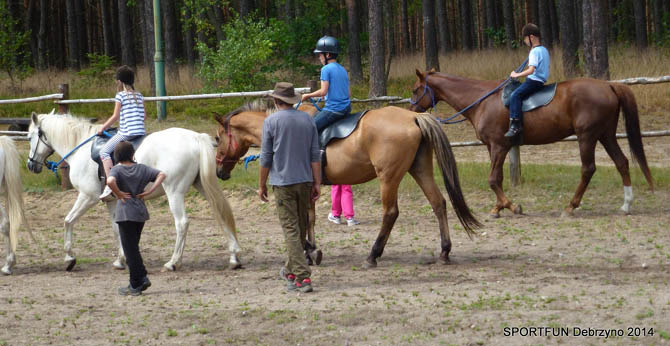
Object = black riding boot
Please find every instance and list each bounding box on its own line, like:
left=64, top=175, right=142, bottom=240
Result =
left=504, top=119, right=523, bottom=138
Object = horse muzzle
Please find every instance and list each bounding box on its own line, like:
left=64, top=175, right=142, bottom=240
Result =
left=216, top=167, right=231, bottom=181
left=27, top=159, right=43, bottom=173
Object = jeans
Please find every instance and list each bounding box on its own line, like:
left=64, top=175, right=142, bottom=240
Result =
left=314, top=105, right=351, bottom=132
left=118, top=221, right=147, bottom=289
left=331, top=185, right=355, bottom=219
left=273, top=183, right=312, bottom=281
left=509, top=79, right=544, bottom=120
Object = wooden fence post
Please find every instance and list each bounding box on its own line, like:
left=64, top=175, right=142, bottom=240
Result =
left=509, top=146, right=521, bottom=187
left=57, top=83, right=73, bottom=190
left=308, top=80, right=318, bottom=92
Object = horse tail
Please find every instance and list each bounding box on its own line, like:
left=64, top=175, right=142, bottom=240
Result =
left=194, top=133, right=240, bottom=252
left=0, top=137, right=32, bottom=253
left=415, top=113, right=482, bottom=236
left=609, top=83, right=654, bottom=191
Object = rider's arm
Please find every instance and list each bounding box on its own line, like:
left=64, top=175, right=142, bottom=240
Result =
left=99, top=102, right=121, bottom=133
left=510, top=65, right=536, bottom=78
left=301, top=81, right=329, bottom=101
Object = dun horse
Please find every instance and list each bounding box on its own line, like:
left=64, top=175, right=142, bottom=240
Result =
left=27, top=112, right=241, bottom=271
left=0, top=136, right=31, bottom=275
left=214, top=100, right=481, bottom=268
left=409, top=70, right=654, bottom=217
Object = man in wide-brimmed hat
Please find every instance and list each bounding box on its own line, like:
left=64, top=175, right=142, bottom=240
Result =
left=259, top=82, right=321, bottom=293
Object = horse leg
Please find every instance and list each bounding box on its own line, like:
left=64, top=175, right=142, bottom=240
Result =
left=105, top=200, right=125, bottom=269
left=563, top=138, right=598, bottom=217
left=488, top=146, right=520, bottom=217
left=409, top=161, right=452, bottom=264
left=304, top=200, right=322, bottom=265
left=0, top=204, right=14, bottom=275
left=364, top=179, right=401, bottom=269
left=163, top=190, right=189, bottom=271
left=63, top=193, right=99, bottom=271
left=600, top=135, right=633, bottom=214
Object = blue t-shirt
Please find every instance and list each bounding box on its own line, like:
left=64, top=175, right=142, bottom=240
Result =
left=528, top=46, right=550, bottom=83
left=320, top=62, right=350, bottom=112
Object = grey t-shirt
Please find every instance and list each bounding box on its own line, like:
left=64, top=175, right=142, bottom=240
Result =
left=260, top=108, right=320, bottom=186
left=109, top=163, right=161, bottom=223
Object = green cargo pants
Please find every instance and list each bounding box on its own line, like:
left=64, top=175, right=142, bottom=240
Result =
left=273, top=183, right=312, bottom=281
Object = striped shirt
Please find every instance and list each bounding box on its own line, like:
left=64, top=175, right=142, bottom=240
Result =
left=115, top=91, right=146, bottom=136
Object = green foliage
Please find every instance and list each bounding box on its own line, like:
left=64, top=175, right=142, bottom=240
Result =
left=78, top=53, right=116, bottom=85
left=0, top=1, right=32, bottom=90
left=197, top=16, right=284, bottom=91
left=484, top=27, right=512, bottom=48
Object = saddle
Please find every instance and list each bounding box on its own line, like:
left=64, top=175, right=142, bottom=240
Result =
left=501, top=80, right=557, bottom=112
left=319, top=110, right=369, bottom=185
left=91, top=128, right=146, bottom=179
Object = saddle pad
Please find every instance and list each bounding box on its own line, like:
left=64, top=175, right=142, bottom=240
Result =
left=502, top=80, right=557, bottom=112
left=91, top=128, right=146, bottom=170
left=319, top=110, right=368, bottom=148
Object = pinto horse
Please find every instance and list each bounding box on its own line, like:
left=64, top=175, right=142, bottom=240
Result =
left=26, top=112, right=241, bottom=271
left=409, top=70, right=654, bottom=217
left=214, top=100, right=481, bottom=268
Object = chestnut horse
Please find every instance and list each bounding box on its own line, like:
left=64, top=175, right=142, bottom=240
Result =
left=214, top=100, right=481, bottom=268
left=409, top=70, right=654, bottom=217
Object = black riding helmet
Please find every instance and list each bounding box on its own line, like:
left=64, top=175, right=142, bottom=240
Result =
left=521, top=23, right=541, bottom=39
left=313, top=36, right=340, bottom=55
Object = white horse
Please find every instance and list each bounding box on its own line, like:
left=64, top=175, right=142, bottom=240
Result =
left=0, top=136, right=31, bottom=275
left=26, top=112, right=241, bottom=271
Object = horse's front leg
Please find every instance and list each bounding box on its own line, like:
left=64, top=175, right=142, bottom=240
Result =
left=0, top=204, right=15, bottom=275
left=105, top=200, right=125, bottom=269
left=488, top=146, right=521, bottom=218
left=63, top=192, right=99, bottom=271
left=164, top=191, right=189, bottom=271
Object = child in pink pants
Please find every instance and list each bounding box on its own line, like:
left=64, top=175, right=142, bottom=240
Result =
left=328, top=184, right=360, bottom=226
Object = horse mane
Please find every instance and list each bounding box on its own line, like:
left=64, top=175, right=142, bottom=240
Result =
left=224, top=98, right=277, bottom=119
left=37, top=113, right=101, bottom=150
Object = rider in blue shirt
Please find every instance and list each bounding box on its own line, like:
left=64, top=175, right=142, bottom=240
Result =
left=505, top=23, right=551, bottom=139
left=301, top=36, right=351, bottom=133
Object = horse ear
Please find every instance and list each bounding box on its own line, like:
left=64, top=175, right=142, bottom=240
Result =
left=415, top=69, right=425, bottom=81
left=213, top=112, right=224, bottom=125
left=31, top=112, right=39, bottom=125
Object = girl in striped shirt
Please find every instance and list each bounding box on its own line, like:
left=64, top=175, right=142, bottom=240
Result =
left=98, top=65, right=147, bottom=200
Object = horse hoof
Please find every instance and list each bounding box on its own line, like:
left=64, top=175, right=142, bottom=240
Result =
left=231, top=263, right=243, bottom=270
left=488, top=212, right=500, bottom=219
left=619, top=206, right=631, bottom=215
left=65, top=259, right=76, bottom=272
left=1, top=266, right=11, bottom=275
left=362, top=260, right=377, bottom=269
left=162, top=263, right=177, bottom=272
left=513, top=204, right=523, bottom=214
left=561, top=209, right=574, bottom=218
left=112, top=259, right=126, bottom=270
left=310, top=249, right=323, bottom=266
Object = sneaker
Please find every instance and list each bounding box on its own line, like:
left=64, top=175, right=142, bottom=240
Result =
left=99, top=185, right=114, bottom=201
left=327, top=213, right=341, bottom=225
left=118, top=285, right=142, bottom=296
left=139, top=277, right=151, bottom=292
left=287, top=278, right=313, bottom=293
left=346, top=217, right=360, bottom=226
left=279, top=267, right=296, bottom=283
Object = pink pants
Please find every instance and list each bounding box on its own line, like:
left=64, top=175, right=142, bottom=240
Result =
left=331, top=185, right=354, bottom=219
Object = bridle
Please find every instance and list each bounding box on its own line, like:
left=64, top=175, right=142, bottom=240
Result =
left=409, top=75, right=436, bottom=113
left=215, top=113, right=239, bottom=166
left=28, top=128, right=55, bottom=169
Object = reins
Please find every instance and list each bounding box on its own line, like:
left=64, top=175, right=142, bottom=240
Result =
left=36, top=130, right=112, bottom=176
left=412, top=58, right=528, bottom=124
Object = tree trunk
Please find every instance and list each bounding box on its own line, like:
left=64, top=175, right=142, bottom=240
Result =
left=240, top=0, right=253, bottom=17
left=558, top=0, right=579, bottom=77
left=162, top=0, right=180, bottom=81
left=285, top=0, right=294, bottom=19
left=460, top=0, right=474, bottom=49
left=526, top=0, right=538, bottom=23
left=423, top=0, right=440, bottom=70
left=400, top=0, right=411, bottom=53
left=633, top=0, right=648, bottom=48
left=73, top=0, right=88, bottom=65
left=207, top=6, right=226, bottom=43
left=139, top=0, right=154, bottom=91
left=368, top=0, right=386, bottom=97
left=65, top=0, right=80, bottom=70
left=503, top=0, right=515, bottom=47
left=183, top=5, right=197, bottom=66
left=345, top=0, right=363, bottom=83
left=538, top=0, right=553, bottom=47
left=436, top=0, right=450, bottom=53
left=652, top=0, right=663, bottom=44
left=485, top=0, right=496, bottom=47
left=37, top=0, right=48, bottom=69
left=549, top=0, right=560, bottom=44
left=101, top=0, right=114, bottom=58
left=583, top=0, right=609, bottom=79
left=117, top=0, right=135, bottom=67
left=384, top=0, right=395, bottom=57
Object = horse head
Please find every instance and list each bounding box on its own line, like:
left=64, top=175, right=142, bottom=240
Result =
left=409, top=69, right=437, bottom=113
left=213, top=111, right=251, bottom=180
left=26, top=112, right=55, bottom=173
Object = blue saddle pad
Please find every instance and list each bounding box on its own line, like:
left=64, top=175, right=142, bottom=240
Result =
left=319, top=111, right=368, bottom=148
left=502, top=80, right=557, bottom=112
left=91, top=128, right=146, bottom=177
